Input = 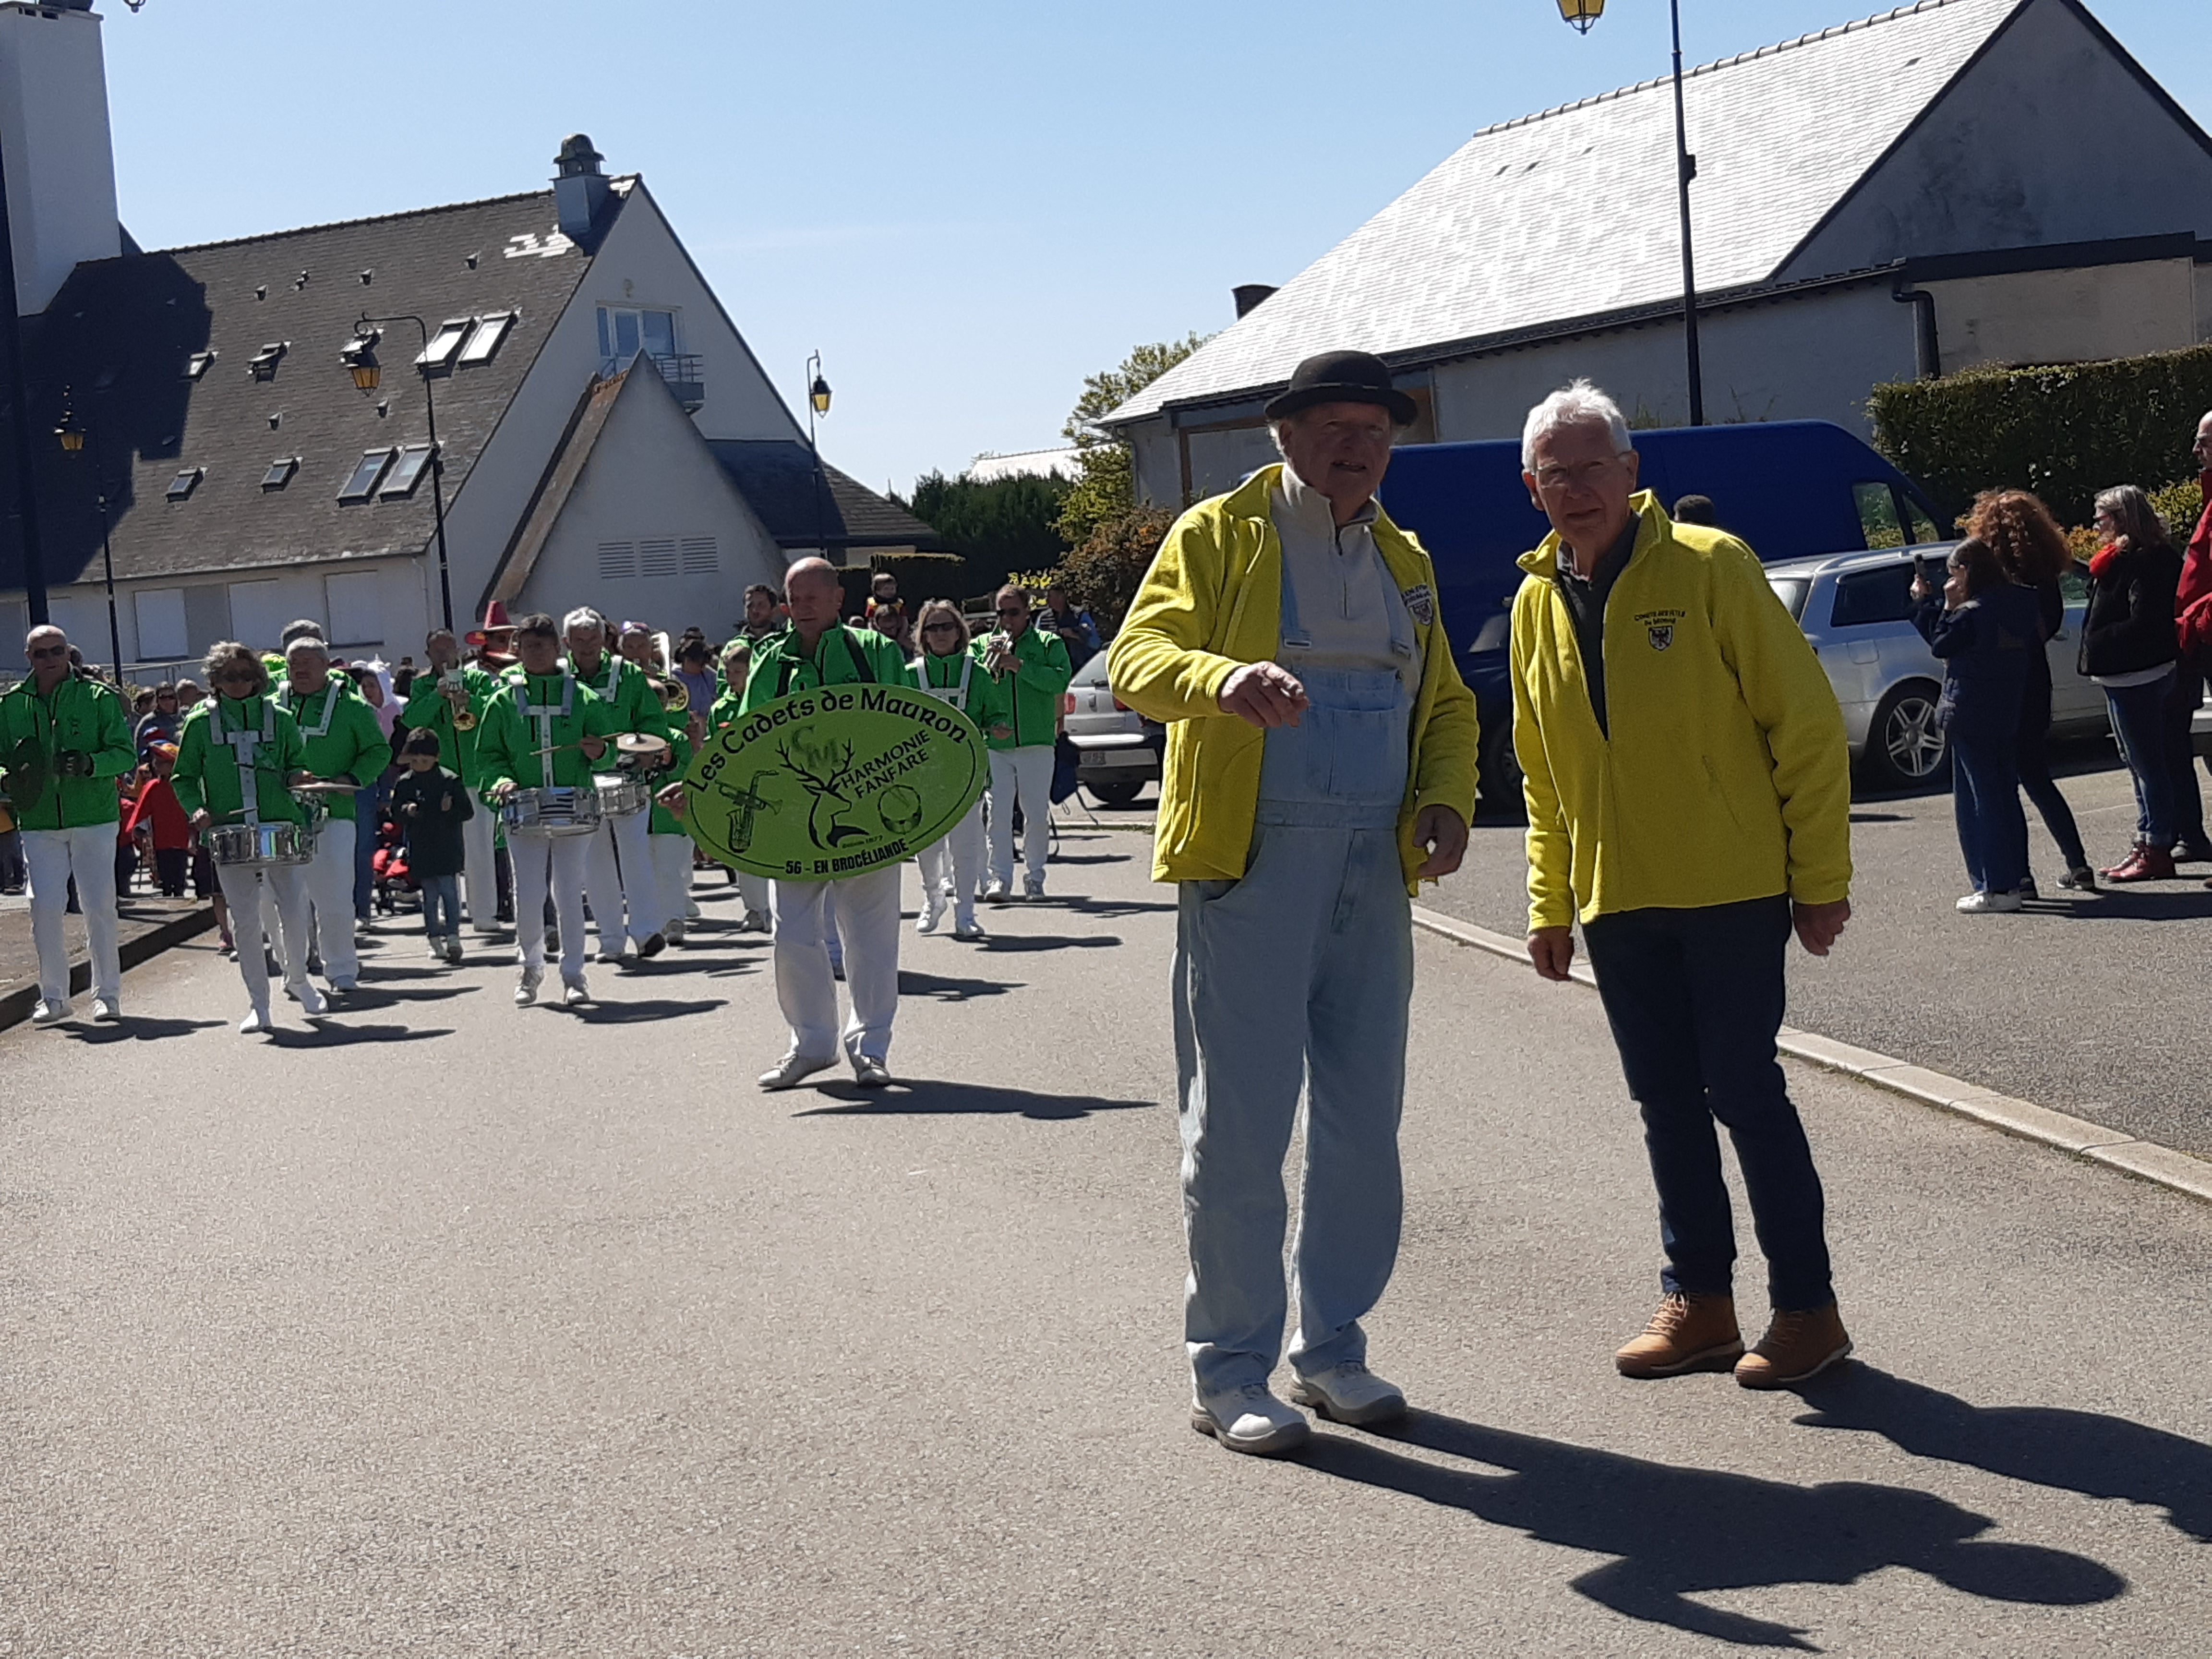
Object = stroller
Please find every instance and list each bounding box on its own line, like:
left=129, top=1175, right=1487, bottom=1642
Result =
left=369, top=812, right=419, bottom=914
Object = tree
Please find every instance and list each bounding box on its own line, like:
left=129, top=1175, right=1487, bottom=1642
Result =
left=1057, top=333, right=1210, bottom=544
left=899, top=471, right=1073, bottom=601
left=1058, top=505, right=1176, bottom=636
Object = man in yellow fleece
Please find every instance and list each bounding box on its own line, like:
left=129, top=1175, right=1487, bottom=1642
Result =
left=1509, top=380, right=1854, bottom=1392
left=1111, top=349, right=1479, bottom=1457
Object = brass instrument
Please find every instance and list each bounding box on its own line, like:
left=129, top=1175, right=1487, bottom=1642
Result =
left=439, top=666, right=478, bottom=731
left=652, top=673, right=690, bottom=715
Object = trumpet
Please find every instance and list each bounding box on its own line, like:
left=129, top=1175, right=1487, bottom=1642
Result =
left=439, top=666, right=478, bottom=731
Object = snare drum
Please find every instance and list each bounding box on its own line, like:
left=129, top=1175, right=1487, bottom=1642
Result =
left=500, top=785, right=604, bottom=838
left=594, top=774, right=652, bottom=817
left=205, top=820, right=318, bottom=868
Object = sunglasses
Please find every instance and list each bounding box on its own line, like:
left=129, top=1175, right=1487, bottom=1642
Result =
left=996, top=606, right=1027, bottom=616
left=922, top=622, right=960, bottom=634
left=28, top=645, right=67, bottom=661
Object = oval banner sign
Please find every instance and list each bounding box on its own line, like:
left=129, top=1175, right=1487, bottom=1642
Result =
left=683, top=684, right=988, bottom=880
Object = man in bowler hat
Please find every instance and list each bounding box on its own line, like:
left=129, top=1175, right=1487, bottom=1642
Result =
left=1110, top=350, right=1479, bottom=1455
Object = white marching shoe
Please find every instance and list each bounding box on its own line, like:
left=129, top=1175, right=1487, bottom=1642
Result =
left=758, top=1052, right=835, bottom=1091
left=239, top=1006, right=272, bottom=1034
left=1190, top=1382, right=1310, bottom=1457
left=1288, top=1361, right=1408, bottom=1427
left=514, top=966, right=544, bottom=1006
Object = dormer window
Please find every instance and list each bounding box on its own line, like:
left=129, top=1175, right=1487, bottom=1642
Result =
left=416, top=318, right=471, bottom=371
left=261, top=457, right=299, bottom=491
left=338, top=448, right=397, bottom=502
left=185, top=350, right=217, bottom=381
left=380, top=444, right=436, bottom=499
left=248, top=341, right=288, bottom=382
left=165, top=467, right=204, bottom=501
left=458, top=311, right=515, bottom=366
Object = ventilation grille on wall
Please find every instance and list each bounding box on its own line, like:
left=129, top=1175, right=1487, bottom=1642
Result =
left=595, top=536, right=719, bottom=579
left=597, top=541, right=637, bottom=579
left=681, top=536, right=718, bottom=574
left=638, top=537, right=679, bottom=579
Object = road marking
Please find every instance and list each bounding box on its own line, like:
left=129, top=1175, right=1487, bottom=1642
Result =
left=1409, top=903, right=2212, bottom=1209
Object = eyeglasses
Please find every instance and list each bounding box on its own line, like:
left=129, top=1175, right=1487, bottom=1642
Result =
left=1532, top=456, right=1627, bottom=493
left=28, top=645, right=67, bottom=661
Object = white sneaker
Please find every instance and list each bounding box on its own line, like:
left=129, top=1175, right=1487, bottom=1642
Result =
left=1955, top=890, right=2024, bottom=914
left=30, top=999, right=72, bottom=1026
left=90, top=998, right=120, bottom=1023
left=239, top=1006, right=271, bottom=1034
left=562, top=976, right=592, bottom=1007
left=741, top=908, right=771, bottom=934
left=1289, top=1361, right=1408, bottom=1427
left=916, top=900, right=942, bottom=935
left=853, top=1056, right=892, bottom=1087
left=514, top=967, right=544, bottom=1006
left=952, top=920, right=986, bottom=941
left=1190, top=1382, right=1310, bottom=1456
left=983, top=882, right=1009, bottom=904
left=758, top=1052, right=835, bottom=1091
left=291, top=980, right=325, bottom=1016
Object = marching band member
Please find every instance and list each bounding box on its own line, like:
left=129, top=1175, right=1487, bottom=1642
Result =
left=741, top=559, right=916, bottom=1088
left=643, top=723, right=696, bottom=942
left=709, top=637, right=771, bottom=932
left=977, top=583, right=1073, bottom=901
left=278, top=638, right=389, bottom=995
left=399, top=628, right=501, bottom=938
left=0, top=625, right=134, bottom=1023
left=172, top=641, right=321, bottom=1032
left=911, top=600, right=994, bottom=941
left=562, top=608, right=673, bottom=963
left=478, top=613, right=619, bottom=1007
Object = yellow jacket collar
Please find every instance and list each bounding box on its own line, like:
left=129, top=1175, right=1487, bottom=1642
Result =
left=1518, top=490, right=1669, bottom=580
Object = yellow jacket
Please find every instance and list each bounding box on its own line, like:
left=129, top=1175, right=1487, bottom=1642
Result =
left=1109, top=465, right=1480, bottom=891
left=1510, top=493, right=1852, bottom=931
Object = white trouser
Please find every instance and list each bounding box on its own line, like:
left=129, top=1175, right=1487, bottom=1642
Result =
left=510, top=829, right=589, bottom=983
left=771, top=864, right=900, bottom=1064
left=987, top=745, right=1055, bottom=890
left=301, top=817, right=358, bottom=986
left=917, top=800, right=984, bottom=928
left=22, top=824, right=122, bottom=1008
left=460, top=801, right=500, bottom=931
left=737, top=868, right=770, bottom=916
left=583, top=804, right=661, bottom=947
left=649, top=832, right=694, bottom=929
left=215, top=859, right=311, bottom=1014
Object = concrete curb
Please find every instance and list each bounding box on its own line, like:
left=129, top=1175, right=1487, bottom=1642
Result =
left=0, top=903, right=216, bottom=1035
left=1409, top=904, right=2212, bottom=1208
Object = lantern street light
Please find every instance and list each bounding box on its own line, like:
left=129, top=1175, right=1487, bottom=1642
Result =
left=51, top=391, right=125, bottom=682
left=1561, top=0, right=1704, bottom=425
left=805, top=350, right=833, bottom=558
left=343, top=314, right=456, bottom=630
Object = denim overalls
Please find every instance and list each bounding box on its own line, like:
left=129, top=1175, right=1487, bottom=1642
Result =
left=1175, top=535, right=1419, bottom=1395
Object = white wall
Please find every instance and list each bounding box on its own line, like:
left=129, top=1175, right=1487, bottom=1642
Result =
left=77, top=555, right=426, bottom=675
left=1921, top=258, right=2198, bottom=372
left=0, top=4, right=119, bottom=315
left=513, top=371, right=784, bottom=636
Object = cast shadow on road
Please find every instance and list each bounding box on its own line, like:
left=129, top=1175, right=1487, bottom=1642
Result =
left=1847, top=812, right=1910, bottom=824
left=266, top=1022, right=454, bottom=1047
left=331, top=985, right=478, bottom=1011
left=2028, top=890, right=2212, bottom=922
left=569, top=998, right=728, bottom=1024
left=1793, top=1365, right=2212, bottom=1543
left=1298, top=1408, right=2124, bottom=1651
left=898, top=970, right=1018, bottom=1001
left=792, top=1079, right=1153, bottom=1121
left=60, top=1016, right=224, bottom=1044
left=977, top=934, right=1122, bottom=954
left=1048, top=896, right=1178, bottom=919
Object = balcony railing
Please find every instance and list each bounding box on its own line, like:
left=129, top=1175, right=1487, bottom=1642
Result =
left=600, top=351, right=704, bottom=411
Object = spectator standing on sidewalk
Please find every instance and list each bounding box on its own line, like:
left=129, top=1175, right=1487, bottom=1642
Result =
left=2081, top=486, right=2183, bottom=883
left=1964, top=490, right=2093, bottom=894
left=1911, top=539, right=2041, bottom=913
left=1509, top=380, right=1855, bottom=1391
left=1111, top=349, right=1479, bottom=1456
left=125, top=742, right=192, bottom=897
left=2169, top=409, right=2212, bottom=878
left=978, top=584, right=1073, bottom=901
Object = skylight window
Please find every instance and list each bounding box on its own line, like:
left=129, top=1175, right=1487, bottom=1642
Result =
left=185, top=350, right=217, bottom=381
left=165, top=467, right=204, bottom=501
left=248, top=341, right=288, bottom=382
left=380, top=444, right=436, bottom=499
left=457, top=312, right=515, bottom=366
left=416, top=318, right=471, bottom=371
left=261, top=457, right=299, bottom=491
left=338, top=448, right=397, bottom=502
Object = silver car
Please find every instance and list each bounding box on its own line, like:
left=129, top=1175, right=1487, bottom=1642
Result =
left=1764, top=545, right=2106, bottom=791
left=1063, top=650, right=1161, bottom=808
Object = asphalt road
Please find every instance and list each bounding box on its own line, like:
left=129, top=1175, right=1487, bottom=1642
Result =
left=4, top=829, right=2210, bottom=1655
left=1412, top=738, right=2212, bottom=1161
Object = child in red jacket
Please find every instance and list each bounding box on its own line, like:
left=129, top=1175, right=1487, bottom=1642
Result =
left=125, top=743, right=192, bottom=897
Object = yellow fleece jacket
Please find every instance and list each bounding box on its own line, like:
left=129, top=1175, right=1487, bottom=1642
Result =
left=1510, top=493, right=1852, bottom=931
left=1108, top=465, right=1479, bottom=891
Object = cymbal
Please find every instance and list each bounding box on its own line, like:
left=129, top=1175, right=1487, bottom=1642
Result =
left=291, top=780, right=362, bottom=795
left=614, top=732, right=671, bottom=756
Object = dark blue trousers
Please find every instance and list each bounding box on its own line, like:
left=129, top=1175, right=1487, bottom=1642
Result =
left=1949, top=727, right=2028, bottom=895
left=1581, top=896, right=1836, bottom=1312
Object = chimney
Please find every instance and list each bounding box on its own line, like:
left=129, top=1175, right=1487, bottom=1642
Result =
left=0, top=0, right=121, bottom=315
left=553, top=133, right=611, bottom=244
left=1232, top=284, right=1276, bottom=320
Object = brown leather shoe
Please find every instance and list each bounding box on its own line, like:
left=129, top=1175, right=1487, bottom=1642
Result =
left=1614, top=1292, right=1743, bottom=1378
left=1734, top=1303, right=1853, bottom=1389
left=2104, top=843, right=2176, bottom=883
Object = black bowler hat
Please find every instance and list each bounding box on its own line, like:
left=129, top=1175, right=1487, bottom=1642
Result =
left=1262, top=349, right=1418, bottom=425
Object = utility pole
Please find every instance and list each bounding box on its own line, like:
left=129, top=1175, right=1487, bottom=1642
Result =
left=0, top=124, right=50, bottom=623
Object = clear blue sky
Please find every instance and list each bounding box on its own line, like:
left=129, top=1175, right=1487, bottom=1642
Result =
left=101, top=0, right=2208, bottom=499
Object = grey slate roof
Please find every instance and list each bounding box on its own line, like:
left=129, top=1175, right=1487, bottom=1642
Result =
left=1109, top=0, right=2024, bottom=423
left=706, top=441, right=939, bottom=551
left=13, top=186, right=612, bottom=589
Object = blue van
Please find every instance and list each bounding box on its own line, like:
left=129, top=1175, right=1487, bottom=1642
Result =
left=1375, top=420, right=1946, bottom=810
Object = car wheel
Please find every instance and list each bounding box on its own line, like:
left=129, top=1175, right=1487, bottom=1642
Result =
left=1086, top=779, right=1145, bottom=809
left=1479, top=720, right=1526, bottom=823
left=1865, top=680, right=1949, bottom=792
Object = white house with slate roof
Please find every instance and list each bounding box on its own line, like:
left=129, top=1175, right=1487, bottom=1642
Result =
left=0, top=0, right=930, bottom=677
left=1106, top=0, right=2212, bottom=506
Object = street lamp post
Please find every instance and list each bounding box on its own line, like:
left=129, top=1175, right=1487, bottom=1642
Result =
left=804, top=350, right=833, bottom=558
left=1558, top=0, right=1705, bottom=426
left=342, top=313, right=457, bottom=631
left=53, top=396, right=124, bottom=682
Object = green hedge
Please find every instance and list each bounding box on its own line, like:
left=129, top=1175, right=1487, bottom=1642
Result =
left=1869, top=343, right=2212, bottom=527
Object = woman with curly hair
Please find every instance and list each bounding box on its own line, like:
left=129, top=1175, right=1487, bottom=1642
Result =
left=1963, top=489, right=2093, bottom=893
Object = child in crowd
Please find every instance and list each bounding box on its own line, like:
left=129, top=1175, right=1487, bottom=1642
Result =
left=390, top=728, right=474, bottom=963
left=125, top=742, right=193, bottom=897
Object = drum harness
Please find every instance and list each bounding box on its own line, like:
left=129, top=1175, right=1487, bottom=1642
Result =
left=509, top=669, right=576, bottom=786
left=219, top=699, right=278, bottom=831
left=916, top=650, right=972, bottom=713
left=775, top=626, right=877, bottom=697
